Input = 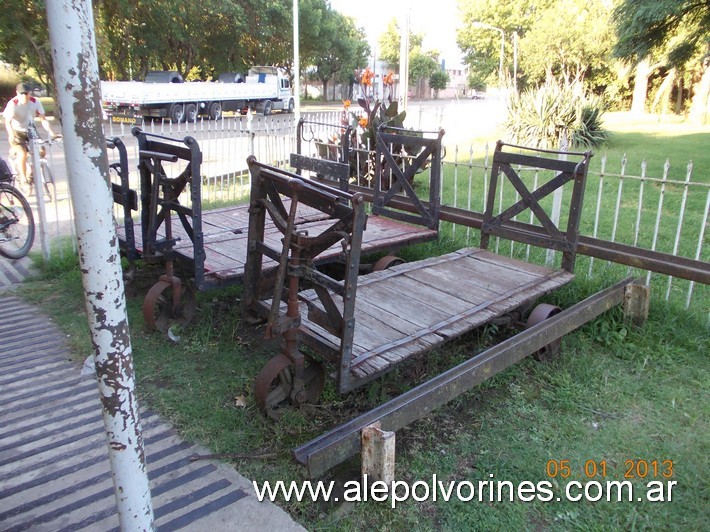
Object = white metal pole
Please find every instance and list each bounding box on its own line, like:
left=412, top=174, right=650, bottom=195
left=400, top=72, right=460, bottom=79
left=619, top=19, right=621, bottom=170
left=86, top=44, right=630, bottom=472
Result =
left=546, top=133, right=567, bottom=267
left=45, top=1, right=155, bottom=530
left=513, top=31, right=518, bottom=93
left=293, top=0, right=300, bottom=126
left=498, top=31, right=504, bottom=91
left=399, top=10, right=410, bottom=111
left=28, top=132, right=49, bottom=260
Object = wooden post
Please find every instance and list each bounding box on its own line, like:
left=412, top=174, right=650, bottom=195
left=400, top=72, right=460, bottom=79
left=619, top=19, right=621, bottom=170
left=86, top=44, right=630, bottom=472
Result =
left=361, top=422, right=395, bottom=484
left=623, top=281, right=650, bottom=326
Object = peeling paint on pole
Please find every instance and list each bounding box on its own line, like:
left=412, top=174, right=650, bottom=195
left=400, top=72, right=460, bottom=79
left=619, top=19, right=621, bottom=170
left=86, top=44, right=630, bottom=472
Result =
left=45, top=1, right=155, bottom=530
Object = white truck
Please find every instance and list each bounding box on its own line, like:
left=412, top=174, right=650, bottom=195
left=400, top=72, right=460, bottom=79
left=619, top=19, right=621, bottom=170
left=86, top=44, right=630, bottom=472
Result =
left=101, top=66, right=295, bottom=124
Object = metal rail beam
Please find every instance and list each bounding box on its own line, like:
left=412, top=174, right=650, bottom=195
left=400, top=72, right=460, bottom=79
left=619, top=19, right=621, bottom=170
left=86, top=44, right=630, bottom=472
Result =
left=293, top=277, right=635, bottom=477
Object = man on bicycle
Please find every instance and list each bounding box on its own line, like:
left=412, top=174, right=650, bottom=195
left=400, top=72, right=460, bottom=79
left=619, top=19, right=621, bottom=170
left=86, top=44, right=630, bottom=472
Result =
left=3, top=82, right=56, bottom=189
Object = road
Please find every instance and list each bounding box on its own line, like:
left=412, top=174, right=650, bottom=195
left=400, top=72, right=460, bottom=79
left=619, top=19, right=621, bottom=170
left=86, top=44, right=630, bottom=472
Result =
left=1, top=97, right=505, bottom=189
left=0, top=97, right=506, bottom=238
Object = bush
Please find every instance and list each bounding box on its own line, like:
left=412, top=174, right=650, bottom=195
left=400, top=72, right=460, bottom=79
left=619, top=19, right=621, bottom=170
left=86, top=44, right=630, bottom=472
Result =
left=0, top=68, right=21, bottom=106
left=429, top=70, right=450, bottom=98
left=504, top=78, right=609, bottom=150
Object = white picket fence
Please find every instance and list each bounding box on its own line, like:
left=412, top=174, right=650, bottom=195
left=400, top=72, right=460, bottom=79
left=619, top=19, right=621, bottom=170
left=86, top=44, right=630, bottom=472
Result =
left=38, top=111, right=708, bottom=314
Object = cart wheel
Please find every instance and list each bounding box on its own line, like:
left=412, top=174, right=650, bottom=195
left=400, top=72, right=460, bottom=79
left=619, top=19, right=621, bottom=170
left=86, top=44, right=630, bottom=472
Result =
left=526, top=303, right=562, bottom=362
left=143, top=280, right=196, bottom=333
left=373, top=255, right=405, bottom=271
left=254, top=353, right=325, bottom=420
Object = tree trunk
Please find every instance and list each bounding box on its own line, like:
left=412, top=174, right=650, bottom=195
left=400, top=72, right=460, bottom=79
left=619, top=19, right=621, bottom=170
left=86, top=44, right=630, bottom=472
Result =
left=688, top=59, right=709, bottom=126
left=322, top=81, right=329, bottom=101
left=675, top=76, right=684, bottom=115
left=651, top=68, right=675, bottom=115
left=631, top=58, right=652, bottom=113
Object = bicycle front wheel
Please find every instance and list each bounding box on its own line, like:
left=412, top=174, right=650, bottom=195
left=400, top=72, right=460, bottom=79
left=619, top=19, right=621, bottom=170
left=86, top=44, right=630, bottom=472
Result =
left=0, top=183, right=35, bottom=259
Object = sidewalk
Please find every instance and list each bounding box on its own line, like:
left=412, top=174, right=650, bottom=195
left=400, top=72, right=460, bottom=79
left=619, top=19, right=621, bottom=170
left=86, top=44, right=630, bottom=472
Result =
left=0, top=294, right=305, bottom=530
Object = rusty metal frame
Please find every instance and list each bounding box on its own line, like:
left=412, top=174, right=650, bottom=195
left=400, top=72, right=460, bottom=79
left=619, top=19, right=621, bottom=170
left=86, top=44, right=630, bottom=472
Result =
left=107, top=137, right=139, bottom=264
left=296, top=117, right=352, bottom=166
left=293, top=277, right=638, bottom=478
left=289, top=153, right=350, bottom=196
left=243, top=157, right=367, bottom=392
left=481, top=141, right=591, bottom=273
left=131, top=127, right=208, bottom=289
left=373, top=126, right=444, bottom=230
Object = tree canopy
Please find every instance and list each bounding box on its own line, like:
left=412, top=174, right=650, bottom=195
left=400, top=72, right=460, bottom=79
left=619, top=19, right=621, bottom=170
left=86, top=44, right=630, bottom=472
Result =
left=0, top=0, right=370, bottom=97
left=378, top=19, right=438, bottom=86
left=613, top=0, right=710, bottom=122
left=613, top=0, right=710, bottom=64
left=311, top=8, right=370, bottom=99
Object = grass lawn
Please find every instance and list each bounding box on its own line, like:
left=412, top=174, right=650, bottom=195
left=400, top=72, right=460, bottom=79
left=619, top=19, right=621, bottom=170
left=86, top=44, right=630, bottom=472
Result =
left=16, top=113, right=709, bottom=530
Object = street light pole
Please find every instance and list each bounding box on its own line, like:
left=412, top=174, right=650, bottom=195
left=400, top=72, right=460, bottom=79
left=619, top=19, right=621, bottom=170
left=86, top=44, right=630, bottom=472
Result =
left=513, top=31, right=518, bottom=93
left=473, top=21, right=505, bottom=93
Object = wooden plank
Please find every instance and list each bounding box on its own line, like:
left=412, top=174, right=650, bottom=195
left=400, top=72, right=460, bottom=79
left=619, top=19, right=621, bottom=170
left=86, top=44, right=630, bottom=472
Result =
left=301, top=291, right=412, bottom=362
left=401, top=261, right=502, bottom=302
left=299, top=289, right=441, bottom=359
left=435, top=271, right=573, bottom=338
left=297, top=292, right=445, bottom=375
left=471, top=249, right=554, bottom=276
left=459, top=254, right=542, bottom=285
left=356, top=283, right=452, bottom=329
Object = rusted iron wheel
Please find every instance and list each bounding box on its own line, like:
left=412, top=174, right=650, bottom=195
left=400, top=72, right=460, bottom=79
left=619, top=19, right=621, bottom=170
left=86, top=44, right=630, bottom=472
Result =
left=373, top=255, right=405, bottom=272
left=143, top=280, right=196, bottom=333
left=254, top=353, right=325, bottom=420
left=526, top=303, right=562, bottom=362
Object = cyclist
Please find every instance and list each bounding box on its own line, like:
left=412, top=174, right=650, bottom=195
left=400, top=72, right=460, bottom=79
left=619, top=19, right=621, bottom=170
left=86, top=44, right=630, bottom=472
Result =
left=3, top=82, right=56, bottom=189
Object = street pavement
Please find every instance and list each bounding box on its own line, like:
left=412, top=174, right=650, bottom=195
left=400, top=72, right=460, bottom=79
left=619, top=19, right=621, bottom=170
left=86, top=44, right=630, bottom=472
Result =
left=0, top=294, right=305, bottom=530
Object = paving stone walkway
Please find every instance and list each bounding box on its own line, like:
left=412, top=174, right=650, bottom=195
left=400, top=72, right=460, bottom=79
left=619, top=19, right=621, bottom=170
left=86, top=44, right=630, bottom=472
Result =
left=0, top=294, right=303, bottom=531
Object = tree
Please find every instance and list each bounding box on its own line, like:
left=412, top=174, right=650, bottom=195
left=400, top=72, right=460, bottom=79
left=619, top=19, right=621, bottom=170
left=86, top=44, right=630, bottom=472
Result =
left=613, top=0, right=710, bottom=123
left=94, top=0, right=254, bottom=81
left=518, top=0, right=615, bottom=86
left=457, top=0, right=553, bottom=90
left=311, top=10, right=369, bottom=100
left=429, top=70, right=450, bottom=98
left=0, top=0, right=54, bottom=91
left=377, top=20, right=438, bottom=88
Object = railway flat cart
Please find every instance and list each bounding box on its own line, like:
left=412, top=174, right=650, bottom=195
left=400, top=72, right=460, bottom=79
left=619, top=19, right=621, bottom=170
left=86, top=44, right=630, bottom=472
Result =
left=243, top=141, right=646, bottom=477
left=114, top=127, right=444, bottom=332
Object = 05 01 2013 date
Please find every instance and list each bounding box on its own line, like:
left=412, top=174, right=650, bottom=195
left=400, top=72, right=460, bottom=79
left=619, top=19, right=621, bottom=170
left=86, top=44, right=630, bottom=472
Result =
left=546, top=459, right=674, bottom=479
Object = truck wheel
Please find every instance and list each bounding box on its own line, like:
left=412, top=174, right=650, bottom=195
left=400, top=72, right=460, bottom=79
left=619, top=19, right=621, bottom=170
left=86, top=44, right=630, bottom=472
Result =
left=185, top=103, right=198, bottom=123
left=262, top=100, right=272, bottom=116
left=169, top=104, right=185, bottom=123
left=208, top=102, right=223, bottom=120
left=287, top=98, right=294, bottom=113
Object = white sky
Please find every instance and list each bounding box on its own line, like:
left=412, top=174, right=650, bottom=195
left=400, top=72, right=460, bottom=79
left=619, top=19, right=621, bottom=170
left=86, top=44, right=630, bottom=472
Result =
left=328, top=0, right=464, bottom=66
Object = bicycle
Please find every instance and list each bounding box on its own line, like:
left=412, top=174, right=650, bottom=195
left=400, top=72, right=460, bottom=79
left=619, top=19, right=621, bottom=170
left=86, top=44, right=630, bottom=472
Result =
left=9, top=123, right=61, bottom=202
left=0, top=164, right=35, bottom=259
left=31, top=133, right=62, bottom=202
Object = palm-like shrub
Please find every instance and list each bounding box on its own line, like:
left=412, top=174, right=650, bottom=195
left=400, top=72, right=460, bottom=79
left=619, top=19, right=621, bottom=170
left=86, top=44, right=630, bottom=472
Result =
left=505, top=79, right=608, bottom=150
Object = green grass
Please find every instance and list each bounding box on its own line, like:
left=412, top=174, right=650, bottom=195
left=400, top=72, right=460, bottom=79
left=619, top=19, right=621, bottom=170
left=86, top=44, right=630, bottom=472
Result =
left=15, top=115, right=710, bottom=530
left=18, top=253, right=709, bottom=530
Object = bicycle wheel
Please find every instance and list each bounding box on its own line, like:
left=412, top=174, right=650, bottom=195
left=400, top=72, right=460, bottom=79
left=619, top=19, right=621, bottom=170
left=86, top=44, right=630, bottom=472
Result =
left=0, top=183, right=35, bottom=259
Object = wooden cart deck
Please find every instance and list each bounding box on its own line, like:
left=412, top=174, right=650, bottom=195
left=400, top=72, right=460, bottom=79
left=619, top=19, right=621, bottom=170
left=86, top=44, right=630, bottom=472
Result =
left=297, top=247, right=574, bottom=382
left=116, top=202, right=437, bottom=284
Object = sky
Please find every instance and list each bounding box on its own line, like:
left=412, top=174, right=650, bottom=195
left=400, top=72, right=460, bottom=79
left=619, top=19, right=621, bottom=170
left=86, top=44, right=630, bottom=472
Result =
left=327, top=0, right=465, bottom=66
